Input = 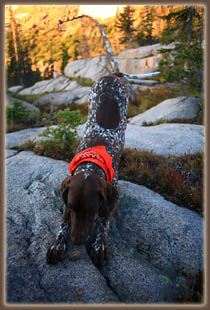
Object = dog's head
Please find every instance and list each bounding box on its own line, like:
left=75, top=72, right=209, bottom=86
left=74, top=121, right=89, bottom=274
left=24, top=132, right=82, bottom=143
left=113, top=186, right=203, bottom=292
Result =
left=61, top=173, right=117, bottom=244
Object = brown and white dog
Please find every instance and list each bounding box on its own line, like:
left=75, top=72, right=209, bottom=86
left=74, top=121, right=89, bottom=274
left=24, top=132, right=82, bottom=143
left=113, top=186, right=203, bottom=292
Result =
left=46, top=73, right=129, bottom=267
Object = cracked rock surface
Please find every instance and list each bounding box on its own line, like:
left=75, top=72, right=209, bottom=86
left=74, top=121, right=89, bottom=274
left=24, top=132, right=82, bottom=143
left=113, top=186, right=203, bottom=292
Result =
left=6, top=151, right=203, bottom=303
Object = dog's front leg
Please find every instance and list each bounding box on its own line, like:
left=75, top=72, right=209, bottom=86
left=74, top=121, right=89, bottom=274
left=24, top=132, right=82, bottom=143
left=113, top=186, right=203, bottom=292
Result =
left=90, top=196, right=120, bottom=267
left=46, top=205, right=71, bottom=264
left=90, top=219, right=110, bottom=267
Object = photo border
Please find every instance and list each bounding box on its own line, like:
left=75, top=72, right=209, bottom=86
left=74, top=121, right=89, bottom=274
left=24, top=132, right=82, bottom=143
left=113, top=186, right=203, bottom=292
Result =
left=1, top=0, right=209, bottom=309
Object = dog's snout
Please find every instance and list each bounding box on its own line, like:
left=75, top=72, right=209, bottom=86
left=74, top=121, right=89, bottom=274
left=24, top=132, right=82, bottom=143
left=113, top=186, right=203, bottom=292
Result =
left=71, top=233, right=87, bottom=245
left=71, top=223, right=89, bottom=245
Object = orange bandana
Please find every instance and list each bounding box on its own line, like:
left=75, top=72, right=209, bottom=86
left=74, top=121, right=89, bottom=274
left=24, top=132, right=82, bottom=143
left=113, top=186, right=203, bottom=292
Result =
left=68, top=146, right=115, bottom=182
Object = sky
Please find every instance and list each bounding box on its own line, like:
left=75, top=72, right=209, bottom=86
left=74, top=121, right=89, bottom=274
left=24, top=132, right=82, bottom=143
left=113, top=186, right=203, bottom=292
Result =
left=79, top=5, right=124, bottom=19
left=10, top=4, right=125, bottom=20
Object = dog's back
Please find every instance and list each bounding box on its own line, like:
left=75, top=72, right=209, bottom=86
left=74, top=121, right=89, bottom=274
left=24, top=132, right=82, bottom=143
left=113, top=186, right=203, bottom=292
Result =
left=77, top=74, right=129, bottom=185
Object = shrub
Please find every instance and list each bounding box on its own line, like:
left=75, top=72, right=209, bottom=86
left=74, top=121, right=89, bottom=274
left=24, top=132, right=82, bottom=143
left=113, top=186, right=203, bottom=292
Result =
left=119, top=148, right=203, bottom=215
left=40, top=108, right=83, bottom=160
left=6, top=100, right=40, bottom=131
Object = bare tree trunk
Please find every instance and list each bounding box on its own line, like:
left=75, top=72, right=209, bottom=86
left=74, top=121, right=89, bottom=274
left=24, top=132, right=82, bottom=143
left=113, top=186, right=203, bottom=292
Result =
left=9, top=6, right=24, bottom=85
left=59, top=14, right=120, bottom=72
left=59, top=14, right=160, bottom=105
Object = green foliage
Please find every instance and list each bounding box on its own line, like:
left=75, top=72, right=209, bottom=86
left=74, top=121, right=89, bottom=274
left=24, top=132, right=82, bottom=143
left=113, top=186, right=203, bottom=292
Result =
left=60, top=43, right=71, bottom=73
left=42, top=108, right=83, bottom=146
left=15, top=139, right=37, bottom=152
left=119, top=149, right=203, bottom=215
left=17, top=108, right=83, bottom=161
left=135, top=6, right=159, bottom=46
left=6, top=8, right=42, bottom=87
left=68, top=76, right=93, bottom=87
left=158, top=6, right=204, bottom=93
left=39, top=108, right=83, bottom=159
left=115, top=6, right=136, bottom=45
left=10, top=93, right=43, bottom=104
left=6, top=100, right=39, bottom=126
left=161, top=275, right=170, bottom=283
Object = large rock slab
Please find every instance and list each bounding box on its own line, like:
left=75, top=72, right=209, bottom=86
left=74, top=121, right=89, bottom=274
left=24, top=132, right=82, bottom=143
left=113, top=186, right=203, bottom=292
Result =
left=76, top=123, right=204, bottom=157
left=64, top=56, right=111, bottom=81
left=8, top=85, right=24, bottom=93
left=117, top=43, right=175, bottom=60
left=18, top=76, right=73, bottom=95
left=125, top=123, right=204, bottom=157
left=102, top=181, right=203, bottom=303
left=64, top=54, right=160, bottom=79
left=33, top=86, right=91, bottom=107
left=6, top=151, right=118, bottom=303
left=6, top=123, right=204, bottom=157
left=16, top=75, right=91, bottom=106
left=130, top=96, right=201, bottom=125
left=64, top=43, right=175, bottom=80
left=33, top=92, right=77, bottom=107
left=6, top=151, right=203, bottom=303
left=118, top=54, right=162, bottom=74
left=5, top=149, right=19, bottom=159
left=6, top=127, right=47, bottom=149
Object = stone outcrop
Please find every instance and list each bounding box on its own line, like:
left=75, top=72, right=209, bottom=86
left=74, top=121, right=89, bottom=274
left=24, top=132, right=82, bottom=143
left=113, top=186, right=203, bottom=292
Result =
left=64, top=43, right=175, bottom=80
left=64, top=56, right=111, bottom=81
left=8, top=43, right=178, bottom=105
left=18, top=76, right=72, bottom=95
left=6, top=122, right=204, bottom=158
left=6, top=150, right=203, bottom=303
left=15, top=77, right=91, bottom=107
left=77, top=123, right=204, bottom=157
left=129, top=96, right=201, bottom=125
left=6, top=127, right=47, bottom=149
left=118, top=54, right=162, bottom=75
left=33, top=92, right=77, bottom=107
left=5, top=41, right=204, bottom=303
left=117, top=43, right=175, bottom=60
left=117, top=43, right=174, bottom=75
left=8, top=85, right=24, bottom=93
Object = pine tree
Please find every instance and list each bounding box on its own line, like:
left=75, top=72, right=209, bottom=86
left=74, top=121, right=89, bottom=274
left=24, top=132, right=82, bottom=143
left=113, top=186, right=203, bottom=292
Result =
left=60, top=43, right=71, bottom=73
left=6, top=6, right=41, bottom=87
left=135, top=6, right=158, bottom=46
left=7, top=6, right=23, bottom=86
left=115, top=6, right=136, bottom=46
left=158, top=6, right=204, bottom=93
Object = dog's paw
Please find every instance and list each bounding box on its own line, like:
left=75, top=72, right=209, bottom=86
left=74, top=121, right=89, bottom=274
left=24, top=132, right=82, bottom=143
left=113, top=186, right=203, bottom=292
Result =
left=90, top=235, right=109, bottom=268
left=46, top=239, right=67, bottom=265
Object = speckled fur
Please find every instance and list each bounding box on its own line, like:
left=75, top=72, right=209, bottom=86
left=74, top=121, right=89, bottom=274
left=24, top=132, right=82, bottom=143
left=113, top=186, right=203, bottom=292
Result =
left=46, top=74, right=129, bottom=266
left=74, top=74, right=129, bottom=188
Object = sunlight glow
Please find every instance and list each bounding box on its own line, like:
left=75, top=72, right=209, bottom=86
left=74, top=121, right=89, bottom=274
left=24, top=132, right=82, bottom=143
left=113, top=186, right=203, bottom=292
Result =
left=79, top=5, right=124, bottom=19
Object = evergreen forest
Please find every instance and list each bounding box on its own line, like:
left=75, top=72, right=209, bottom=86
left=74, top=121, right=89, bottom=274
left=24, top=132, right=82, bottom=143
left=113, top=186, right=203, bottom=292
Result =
left=5, top=5, right=204, bottom=94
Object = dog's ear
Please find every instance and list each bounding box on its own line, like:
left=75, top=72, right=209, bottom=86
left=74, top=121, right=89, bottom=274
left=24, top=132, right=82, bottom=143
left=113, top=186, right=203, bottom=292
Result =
left=61, top=176, right=71, bottom=206
left=99, top=180, right=118, bottom=218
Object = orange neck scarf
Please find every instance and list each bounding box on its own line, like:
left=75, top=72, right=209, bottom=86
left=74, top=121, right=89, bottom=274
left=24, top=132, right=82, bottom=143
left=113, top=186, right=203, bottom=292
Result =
left=68, top=146, right=114, bottom=182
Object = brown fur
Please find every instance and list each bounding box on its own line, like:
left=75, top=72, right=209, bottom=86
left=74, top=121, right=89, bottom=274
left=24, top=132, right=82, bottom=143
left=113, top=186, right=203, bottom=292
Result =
left=46, top=74, right=128, bottom=267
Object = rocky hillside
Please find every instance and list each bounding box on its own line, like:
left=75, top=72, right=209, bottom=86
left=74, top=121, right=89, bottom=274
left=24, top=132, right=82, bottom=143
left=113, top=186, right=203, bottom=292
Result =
left=5, top=41, right=204, bottom=304
left=5, top=5, right=173, bottom=75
